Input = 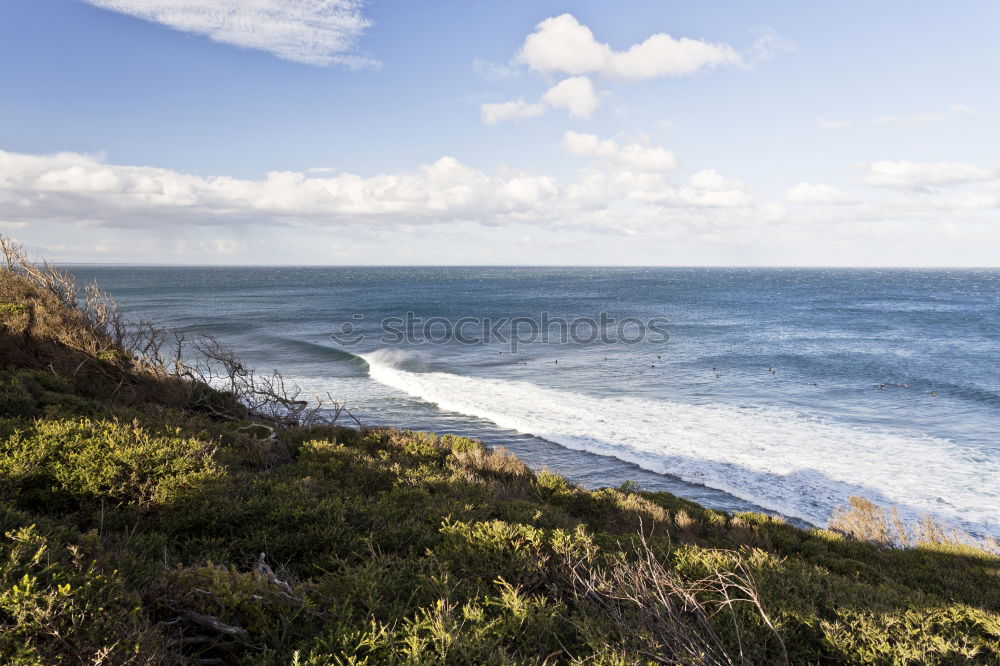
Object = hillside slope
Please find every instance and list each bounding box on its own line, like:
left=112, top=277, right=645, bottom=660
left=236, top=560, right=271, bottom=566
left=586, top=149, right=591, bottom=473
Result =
left=0, top=244, right=997, bottom=665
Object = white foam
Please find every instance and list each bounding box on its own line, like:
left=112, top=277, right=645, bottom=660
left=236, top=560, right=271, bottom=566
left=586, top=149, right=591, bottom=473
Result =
left=363, top=350, right=1000, bottom=536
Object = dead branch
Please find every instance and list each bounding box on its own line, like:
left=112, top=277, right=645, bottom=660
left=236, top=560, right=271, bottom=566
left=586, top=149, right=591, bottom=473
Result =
left=186, top=333, right=353, bottom=428
left=1, top=234, right=354, bottom=429
left=562, top=531, right=787, bottom=665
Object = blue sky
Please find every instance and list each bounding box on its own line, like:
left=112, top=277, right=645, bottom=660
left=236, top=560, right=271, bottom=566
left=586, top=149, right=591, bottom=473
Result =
left=1, top=0, right=998, bottom=265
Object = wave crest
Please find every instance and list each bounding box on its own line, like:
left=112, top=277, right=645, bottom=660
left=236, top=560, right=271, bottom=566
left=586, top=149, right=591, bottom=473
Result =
left=365, top=358, right=999, bottom=536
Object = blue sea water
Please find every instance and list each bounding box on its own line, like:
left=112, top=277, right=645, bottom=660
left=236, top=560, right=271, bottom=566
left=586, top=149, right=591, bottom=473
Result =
left=66, top=266, right=1000, bottom=537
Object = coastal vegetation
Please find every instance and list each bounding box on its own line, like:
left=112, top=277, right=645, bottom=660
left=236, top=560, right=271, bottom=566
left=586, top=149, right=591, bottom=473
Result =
left=0, top=237, right=997, bottom=665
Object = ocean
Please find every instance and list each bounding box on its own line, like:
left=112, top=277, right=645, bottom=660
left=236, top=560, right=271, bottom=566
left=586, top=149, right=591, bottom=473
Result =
left=66, top=266, right=1000, bottom=537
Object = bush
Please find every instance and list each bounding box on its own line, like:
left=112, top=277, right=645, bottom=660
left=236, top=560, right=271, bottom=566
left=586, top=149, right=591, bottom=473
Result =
left=0, top=523, right=157, bottom=664
left=0, top=416, right=221, bottom=516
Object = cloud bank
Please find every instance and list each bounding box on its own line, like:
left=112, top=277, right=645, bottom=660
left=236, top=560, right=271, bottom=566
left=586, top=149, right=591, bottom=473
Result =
left=4, top=144, right=997, bottom=245
left=81, top=0, right=376, bottom=67
left=0, top=138, right=776, bottom=232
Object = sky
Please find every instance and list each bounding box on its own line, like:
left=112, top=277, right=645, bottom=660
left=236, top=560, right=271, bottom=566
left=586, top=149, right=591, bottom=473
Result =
left=1, top=0, right=999, bottom=266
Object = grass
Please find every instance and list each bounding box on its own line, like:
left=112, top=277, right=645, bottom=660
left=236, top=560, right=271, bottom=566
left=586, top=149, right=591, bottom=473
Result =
left=0, top=237, right=998, bottom=664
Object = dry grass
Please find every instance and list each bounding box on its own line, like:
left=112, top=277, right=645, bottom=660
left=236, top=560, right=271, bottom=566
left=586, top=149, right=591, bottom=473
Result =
left=0, top=236, right=192, bottom=411
left=451, top=444, right=533, bottom=480
left=0, top=235, right=353, bottom=429
left=562, top=533, right=787, bottom=665
left=0, top=236, right=173, bottom=369
left=830, top=495, right=999, bottom=554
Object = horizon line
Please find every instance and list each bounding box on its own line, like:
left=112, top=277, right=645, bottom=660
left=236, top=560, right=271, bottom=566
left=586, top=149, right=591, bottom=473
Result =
left=55, top=263, right=1000, bottom=270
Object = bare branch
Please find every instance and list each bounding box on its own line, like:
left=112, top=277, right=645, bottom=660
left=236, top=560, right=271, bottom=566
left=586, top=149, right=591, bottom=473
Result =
left=561, top=530, right=787, bottom=665
left=1, top=234, right=353, bottom=430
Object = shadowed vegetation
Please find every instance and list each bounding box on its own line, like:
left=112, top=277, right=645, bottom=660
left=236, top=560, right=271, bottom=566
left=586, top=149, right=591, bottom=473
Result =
left=0, top=238, right=998, bottom=664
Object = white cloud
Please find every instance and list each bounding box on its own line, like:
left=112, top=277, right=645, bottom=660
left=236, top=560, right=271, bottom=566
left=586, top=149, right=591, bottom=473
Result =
left=607, top=33, right=741, bottom=80
left=673, top=170, right=754, bottom=208
left=81, top=0, right=376, bottom=67
left=0, top=146, right=774, bottom=235
left=11, top=146, right=997, bottom=258
left=563, top=131, right=677, bottom=171
left=604, top=167, right=754, bottom=209
left=861, top=160, right=995, bottom=189
left=950, top=104, right=977, bottom=117
left=480, top=100, right=547, bottom=125
left=9, top=148, right=1000, bottom=266
left=482, top=76, right=602, bottom=125
left=785, top=182, right=853, bottom=204
left=0, top=149, right=567, bottom=226
left=817, top=118, right=852, bottom=131
left=516, top=14, right=611, bottom=76
left=479, top=14, right=784, bottom=124
left=541, top=76, right=602, bottom=119
left=500, top=173, right=560, bottom=205
left=515, top=13, right=743, bottom=80
left=687, top=169, right=738, bottom=191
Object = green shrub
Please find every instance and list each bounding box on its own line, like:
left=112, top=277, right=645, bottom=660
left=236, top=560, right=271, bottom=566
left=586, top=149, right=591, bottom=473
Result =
left=0, top=523, right=157, bottom=664
left=0, top=369, right=98, bottom=419
left=0, top=417, right=221, bottom=513
left=0, top=302, right=27, bottom=315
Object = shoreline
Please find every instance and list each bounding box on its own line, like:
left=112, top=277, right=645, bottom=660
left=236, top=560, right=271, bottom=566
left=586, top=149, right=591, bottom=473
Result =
left=353, top=358, right=999, bottom=539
